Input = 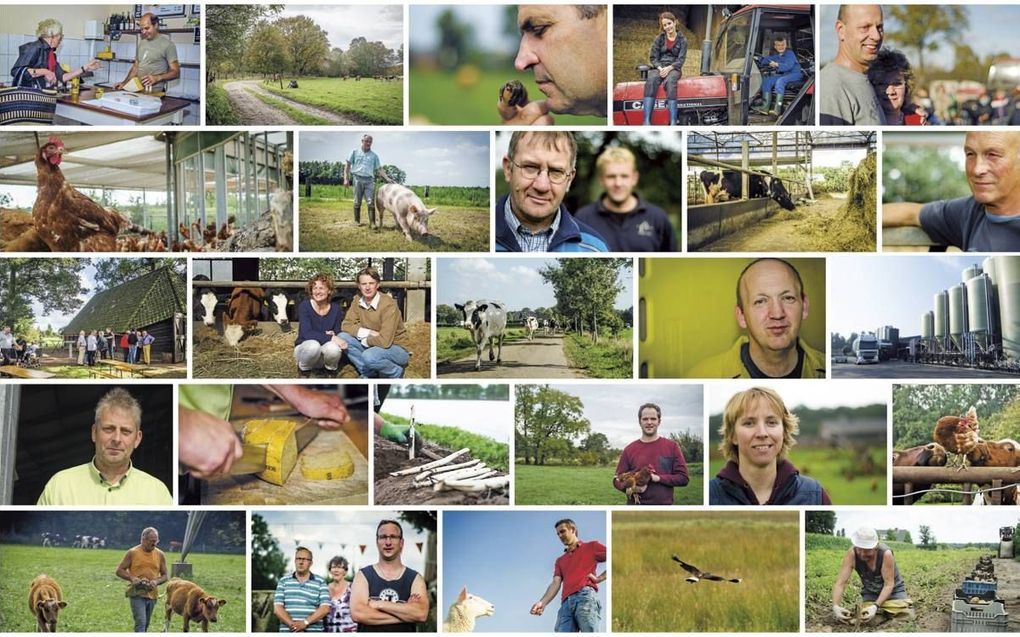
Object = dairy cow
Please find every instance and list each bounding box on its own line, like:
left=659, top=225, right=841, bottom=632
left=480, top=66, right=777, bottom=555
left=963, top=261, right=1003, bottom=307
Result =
left=525, top=316, right=539, bottom=341
left=268, top=291, right=295, bottom=328
left=222, top=287, right=265, bottom=346
left=769, top=177, right=796, bottom=211
left=375, top=183, right=437, bottom=242
left=455, top=300, right=507, bottom=370
left=699, top=171, right=767, bottom=203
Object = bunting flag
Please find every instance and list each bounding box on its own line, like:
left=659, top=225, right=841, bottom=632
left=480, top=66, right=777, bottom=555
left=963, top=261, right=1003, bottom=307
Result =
left=359, top=544, right=366, bottom=554
left=415, top=542, right=423, bottom=553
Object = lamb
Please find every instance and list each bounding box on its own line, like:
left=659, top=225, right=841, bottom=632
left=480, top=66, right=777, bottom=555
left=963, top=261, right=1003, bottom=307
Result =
left=443, top=587, right=494, bottom=632
left=29, top=574, right=67, bottom=632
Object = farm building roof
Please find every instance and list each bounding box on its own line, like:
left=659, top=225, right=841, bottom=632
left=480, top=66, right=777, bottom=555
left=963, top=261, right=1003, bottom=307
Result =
left=63, top=267, right=186, bottom=334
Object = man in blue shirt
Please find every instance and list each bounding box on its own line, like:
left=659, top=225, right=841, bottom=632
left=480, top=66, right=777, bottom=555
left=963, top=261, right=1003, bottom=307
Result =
left=344, top=135, right=392, bottom=230
left=496, top=131, right=608, bottom=252
left=274, top=546, right=330, bottom=632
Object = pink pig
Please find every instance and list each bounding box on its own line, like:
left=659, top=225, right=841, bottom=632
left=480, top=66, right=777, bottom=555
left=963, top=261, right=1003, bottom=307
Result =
left=375, top=183, right=437, bottom=241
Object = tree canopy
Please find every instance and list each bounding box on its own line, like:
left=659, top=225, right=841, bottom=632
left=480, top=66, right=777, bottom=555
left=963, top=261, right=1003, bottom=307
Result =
left=515, top=384, right=591, bottom=465
left=539, top=258, right=630, bottom=343
left=0, top=259, right=87, bottom=329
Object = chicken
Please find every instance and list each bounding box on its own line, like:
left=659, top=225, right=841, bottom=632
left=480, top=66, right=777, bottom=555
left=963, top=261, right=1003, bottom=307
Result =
left=616, top=464, right=653, bottom=504
left=933, top=406, right=979, bottom=469
left=32, top=136, right=125, bottom=252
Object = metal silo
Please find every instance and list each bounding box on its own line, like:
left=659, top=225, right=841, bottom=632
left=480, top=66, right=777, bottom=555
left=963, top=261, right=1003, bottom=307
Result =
left=922, top=311, right=934, bottom=339
left=949, top=284, right=968, bottom=351
left=934, top=290, right=949, bottom=339
left=984, top=256, right=999, bottom=286
left=963, top=264, right=983, bottom=283
left=994, top=256, right=1020, bottom=362
left=967, top=273, right=995, bottom=350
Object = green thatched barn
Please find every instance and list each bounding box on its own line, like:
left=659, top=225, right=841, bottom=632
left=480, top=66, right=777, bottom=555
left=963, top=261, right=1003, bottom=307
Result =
left=62, top=267, right=187, bottom=363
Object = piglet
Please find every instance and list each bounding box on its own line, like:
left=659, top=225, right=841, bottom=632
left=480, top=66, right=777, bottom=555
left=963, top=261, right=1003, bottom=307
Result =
left=375, top=183, right=437, bottom=241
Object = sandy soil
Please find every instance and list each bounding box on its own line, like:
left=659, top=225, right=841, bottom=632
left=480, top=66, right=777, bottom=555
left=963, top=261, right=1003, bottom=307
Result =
left=437, top=333, right=583, bottom=378
left=223, top=80, right=366, bottom=125
left=373, top=436, right=509, bottom=506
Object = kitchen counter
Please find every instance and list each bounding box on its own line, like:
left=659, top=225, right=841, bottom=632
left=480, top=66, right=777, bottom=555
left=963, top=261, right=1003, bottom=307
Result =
left=55, top=86, right=192, bottom=125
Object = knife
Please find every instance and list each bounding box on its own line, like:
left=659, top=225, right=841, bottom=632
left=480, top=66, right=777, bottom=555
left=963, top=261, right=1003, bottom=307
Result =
left=229, top=418, right=318, bottom=475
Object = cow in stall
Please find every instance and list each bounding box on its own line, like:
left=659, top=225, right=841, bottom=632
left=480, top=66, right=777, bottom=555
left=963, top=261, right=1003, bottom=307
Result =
left=767, top=174, right=796, bottom=211
left=267, top=289, right=299, bottom=331
left=455, top=300, right=507, bottom=370
left=699, top=170, right=795, bottom=210
left=525, top=316, right=539, bottom=341
left=193, top=275, right=218, bottom=328
left=222, top=287, right=266, bottom=346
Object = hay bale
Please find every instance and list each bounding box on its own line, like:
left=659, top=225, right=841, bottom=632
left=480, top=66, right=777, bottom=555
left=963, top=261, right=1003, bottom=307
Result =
left=793, top=152, right=876, bottom=252
left=613, top=9, right=702, bottom=86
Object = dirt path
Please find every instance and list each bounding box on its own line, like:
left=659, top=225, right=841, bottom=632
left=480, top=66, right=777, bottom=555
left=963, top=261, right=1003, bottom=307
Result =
left=995, top=557, right=1020, bottom=631
left=222, top=80, right=365, bottom=125
left=438, top=333, right=583, bottom=378
left=701, top=197, right=847, bottom=252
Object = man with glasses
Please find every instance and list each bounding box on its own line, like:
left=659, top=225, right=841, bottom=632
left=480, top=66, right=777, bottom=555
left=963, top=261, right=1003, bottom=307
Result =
left=115, top=526, right=168, bottom=632
left=351, top=520, right=429, bottom=632
left=496, top=131, right=609, bottom=252
left=274, top=546, right=330, bottom=632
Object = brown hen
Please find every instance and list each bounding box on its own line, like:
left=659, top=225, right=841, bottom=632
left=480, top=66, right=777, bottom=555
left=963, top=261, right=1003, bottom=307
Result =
left=616, top=464, right=653, bottom=504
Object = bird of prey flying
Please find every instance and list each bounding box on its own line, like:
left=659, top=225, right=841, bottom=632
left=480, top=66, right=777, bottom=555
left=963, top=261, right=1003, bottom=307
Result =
left=671, top=555, right=742, bottom=584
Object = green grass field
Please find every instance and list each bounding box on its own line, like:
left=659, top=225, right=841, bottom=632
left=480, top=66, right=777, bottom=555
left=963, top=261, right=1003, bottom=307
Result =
left=379, top=412, right=508, bottom=472
left=263, top=77, right=402, bottom=125
left=0, top=545, right=245, bottom=632
left=563, top=330, right=633, bottom=379
left=804, top=534, right=985, bottom=631
left=515, top=463, right=703, bottom=505
left=303, top=184, right=489, bottom=209
left=708, top=445, right=886, bottom=505
left=299, top=200, right=489, bottom=252
left=410, top=67, right=605, bottom=125
left=613, top=511, right=800, bottom=632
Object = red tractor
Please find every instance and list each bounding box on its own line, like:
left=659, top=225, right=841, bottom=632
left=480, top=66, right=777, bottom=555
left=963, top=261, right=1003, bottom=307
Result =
left=613, top=5, right=814, bottom=126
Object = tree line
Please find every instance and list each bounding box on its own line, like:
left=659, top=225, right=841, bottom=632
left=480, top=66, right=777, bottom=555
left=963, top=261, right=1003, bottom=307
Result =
left=387, top=384, right=509, bottom=401
left=514, top=385, right=703, bottom=467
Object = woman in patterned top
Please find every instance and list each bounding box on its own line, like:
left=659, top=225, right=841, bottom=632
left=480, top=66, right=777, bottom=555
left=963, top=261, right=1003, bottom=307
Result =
left=326, top=556, right=357, bottom=632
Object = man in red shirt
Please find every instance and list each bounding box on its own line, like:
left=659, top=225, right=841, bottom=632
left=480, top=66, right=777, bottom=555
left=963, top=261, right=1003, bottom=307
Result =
left=613, top=403, right=690, bottom=505
left=530, top=519, right=606, bottom=632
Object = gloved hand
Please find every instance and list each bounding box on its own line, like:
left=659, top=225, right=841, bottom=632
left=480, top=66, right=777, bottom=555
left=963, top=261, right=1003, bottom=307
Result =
left=832, top=605, right=852, bottom=621
left=860, top=605, right=878, bottom=621
left=379, top=420, right=411, bottom=444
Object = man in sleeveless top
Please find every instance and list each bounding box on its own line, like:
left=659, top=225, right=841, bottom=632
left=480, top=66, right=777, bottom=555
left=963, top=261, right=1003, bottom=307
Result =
left=115, top=526, right=168, bottom=632
left=831, top=527, right=913, bottom=625
left=351, top=520, right=429, bottom=632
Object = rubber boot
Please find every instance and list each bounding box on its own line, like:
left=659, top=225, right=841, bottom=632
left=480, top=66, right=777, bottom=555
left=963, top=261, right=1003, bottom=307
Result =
left=758, top=92, right=772, bottom=114
left=770, top=91, right=784, bottom=116
left=641, top=96, right=654, bottom=125
left=667, top=99, right=678, bottom=126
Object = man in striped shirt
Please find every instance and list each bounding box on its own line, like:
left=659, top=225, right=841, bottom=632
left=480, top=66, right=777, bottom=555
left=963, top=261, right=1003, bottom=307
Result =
left=274, top=546, right=330, bottom=632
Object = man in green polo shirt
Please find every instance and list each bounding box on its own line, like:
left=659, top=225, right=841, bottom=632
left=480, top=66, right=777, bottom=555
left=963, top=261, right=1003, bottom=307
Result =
left=36, top=388, right=171, bottom=505
left=274, top=546, right=330, bottom=632
left=114, top=13, right=180, bottom=92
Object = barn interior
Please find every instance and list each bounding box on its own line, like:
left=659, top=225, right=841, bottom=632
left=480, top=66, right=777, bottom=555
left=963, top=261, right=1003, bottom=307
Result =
left=686, top=130, right=877, bottom=251
left=0, top=384, right=173, bottom=505
left=0, top=130, right=292, bottom=252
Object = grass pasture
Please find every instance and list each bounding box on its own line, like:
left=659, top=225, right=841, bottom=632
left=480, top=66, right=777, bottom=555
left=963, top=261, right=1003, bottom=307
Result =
left=299, top=200, right=489, bottom=252
left=410, top=68, right=605, bottom=125
left=246, top=89, right=330, bottom=125
left=562, top=330, right=633, bottom=379
left=613, top=511, right=800, bottom=633
left=515, top=463, right=703, bottom=505
left=804, top=534, right=984, bottom=632
left=708, top=445, right=886, bottom=505
left=263, top=77, right=402, bottom=125
left=0, top=544, right=245, bottom=632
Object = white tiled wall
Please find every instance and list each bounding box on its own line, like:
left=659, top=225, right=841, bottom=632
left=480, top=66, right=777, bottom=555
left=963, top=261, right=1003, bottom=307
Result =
left=1, top=32, right=199, bottom=99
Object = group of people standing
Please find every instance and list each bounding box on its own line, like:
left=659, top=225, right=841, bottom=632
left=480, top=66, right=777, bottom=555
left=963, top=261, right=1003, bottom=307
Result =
left=75, top=328, right=154, bottom=367
left=0, top=325, right=38, bottom=366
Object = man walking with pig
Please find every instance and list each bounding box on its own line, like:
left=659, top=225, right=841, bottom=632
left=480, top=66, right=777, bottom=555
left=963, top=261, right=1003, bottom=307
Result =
left=344, top=135, right=393, bottom=230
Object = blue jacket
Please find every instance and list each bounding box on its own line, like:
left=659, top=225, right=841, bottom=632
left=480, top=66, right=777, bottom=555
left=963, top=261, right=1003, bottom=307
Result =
left=709, top=459, right=830, bottom=505
left=761, top=48, right=802, bottom=78
left=495, top=194, right=609, bottom=252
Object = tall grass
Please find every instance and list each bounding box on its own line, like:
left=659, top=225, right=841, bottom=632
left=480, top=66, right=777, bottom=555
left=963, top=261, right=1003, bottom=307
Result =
left=0, top=545, right=245, bottom=632
left=563, top=329, right=633, bottom=378
left=515, top=463, right=703, bottom=505
left=205, top=82, right=239, bottom=125
left=613, top=511, right=800, bottom=632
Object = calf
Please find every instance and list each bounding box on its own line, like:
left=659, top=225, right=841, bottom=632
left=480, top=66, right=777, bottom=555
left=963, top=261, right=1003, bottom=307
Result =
left=222, top=287, right=265, bottom=346
left=375, top=183, right=437, bottom=242
left=29, top=574, right=67, bottom=633
left=454, top=300, right=507, bottom=370
left=967, top=439, right=1020, bottom=505
left=525, top=316, right=538, bottom=341
left=892, top=442, right=947, bottom=504
left=162, top=578, right=227, bottom=633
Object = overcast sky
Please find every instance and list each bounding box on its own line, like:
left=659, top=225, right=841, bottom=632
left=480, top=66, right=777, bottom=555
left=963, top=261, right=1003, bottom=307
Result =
left=706, top=380, right=888, bottom=415
left=300, top=131, right=489, bottom=187
left=835, top=509, right=1018, bottom=544
left=280, top=5, right=403, bottom=52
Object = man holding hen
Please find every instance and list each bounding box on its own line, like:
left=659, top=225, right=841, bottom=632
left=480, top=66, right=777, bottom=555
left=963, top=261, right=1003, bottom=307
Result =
left=612, top=403, right=689, bottom=505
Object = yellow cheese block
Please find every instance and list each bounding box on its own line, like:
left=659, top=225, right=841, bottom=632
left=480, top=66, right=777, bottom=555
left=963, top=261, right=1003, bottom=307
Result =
left=300, top=449, right=354, bottom=480
left=242, top=419, right=297, bottom=486
left=123, top=77, right=145, bottom=92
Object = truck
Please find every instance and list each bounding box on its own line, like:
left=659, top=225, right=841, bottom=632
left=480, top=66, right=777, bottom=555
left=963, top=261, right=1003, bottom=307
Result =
left=613, top=5, right=814, bottom=126
left=852, top=333, right=880, bottom=365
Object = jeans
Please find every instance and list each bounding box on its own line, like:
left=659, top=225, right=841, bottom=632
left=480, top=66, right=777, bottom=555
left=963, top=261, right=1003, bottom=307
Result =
left=129, top=596, right=155, bottom=632
left=555, top=587, right=600, bottom=633
left=339, top=332, right=408, bottom=378
left=761, top=69, right=803, bottom=97
left=129, top=345, right=138, bottom=363
left=352, top=175, right=376, bottom=225
left=294, top=339, right=344, bottom=371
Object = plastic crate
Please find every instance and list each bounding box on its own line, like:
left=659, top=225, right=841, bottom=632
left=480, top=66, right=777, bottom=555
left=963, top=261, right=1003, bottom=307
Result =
left=962, top=579, right=998, bottom=595
left=955, top=588, right=997, bottom=603
left=951, top=599, right=1008, bottom=633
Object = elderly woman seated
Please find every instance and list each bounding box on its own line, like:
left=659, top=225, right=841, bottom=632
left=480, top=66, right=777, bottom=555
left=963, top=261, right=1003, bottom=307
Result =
left=293, top=273, right=345, bottom=377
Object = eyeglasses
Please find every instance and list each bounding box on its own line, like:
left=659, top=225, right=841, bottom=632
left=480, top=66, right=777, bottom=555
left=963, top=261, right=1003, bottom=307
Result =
left=376, top=534, right=402, bottom=541
left=510, top=160, right=573, bottom=185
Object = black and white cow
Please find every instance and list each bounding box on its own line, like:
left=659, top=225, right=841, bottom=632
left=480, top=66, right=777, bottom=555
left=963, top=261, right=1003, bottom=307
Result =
left=699, top=171, right=767, bottom=203
left=454, top=300, right=508, bottom=370
left=193, top=275, right=218, bottom=327
left=268, top=289, right=300, bottom=329
left=768, top=177, right=796, bottom=210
